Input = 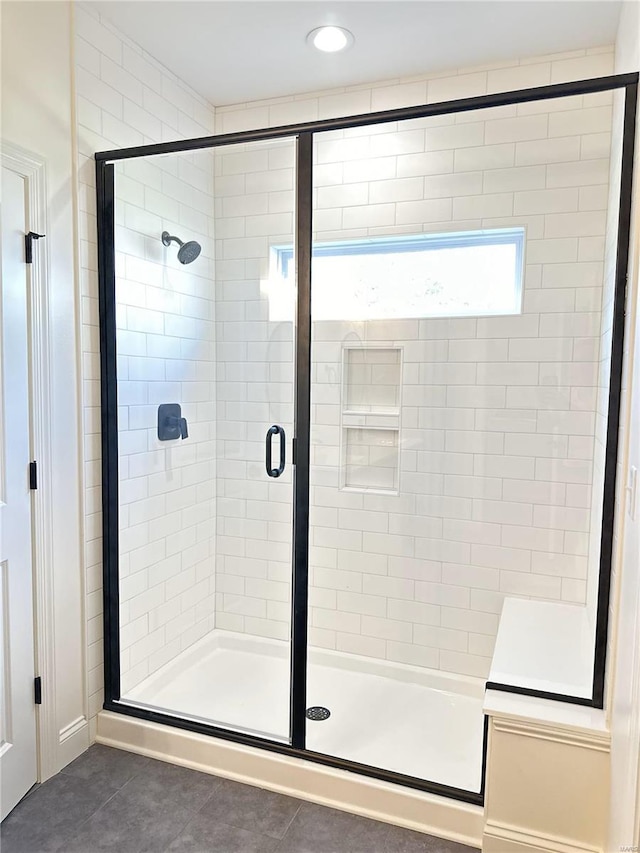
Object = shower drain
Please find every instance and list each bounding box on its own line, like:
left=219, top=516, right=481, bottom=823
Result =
left=306, top=706, right=331, bottom=721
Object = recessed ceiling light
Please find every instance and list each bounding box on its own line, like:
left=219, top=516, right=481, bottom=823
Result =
left=306, top=26, right=354, bottom=53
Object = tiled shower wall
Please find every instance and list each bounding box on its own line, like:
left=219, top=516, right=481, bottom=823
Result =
left=114, top=150, right=217, bottom=695
left=305, top=97, right=614, bottom=678
left=213, top=139, right=296, bottom=640
left=74, top=2, right=216, bottom=730
left=214, top=49, right=617, bottom=679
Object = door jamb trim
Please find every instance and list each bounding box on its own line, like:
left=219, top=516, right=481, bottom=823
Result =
left=2, top=141, right=58, bottom=782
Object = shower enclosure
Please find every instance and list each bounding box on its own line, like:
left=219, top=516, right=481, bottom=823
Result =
left=96, top=72, right=637, bottom=803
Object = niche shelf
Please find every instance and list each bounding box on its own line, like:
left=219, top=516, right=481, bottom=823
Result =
left=343, top=347, right=401, bottom=415
left=340, top=346, right=402, bottom=494
left=344, top=427, right=399, bottom=492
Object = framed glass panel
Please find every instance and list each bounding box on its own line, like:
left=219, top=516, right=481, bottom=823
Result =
left=112, top=138, right=297, bottom=742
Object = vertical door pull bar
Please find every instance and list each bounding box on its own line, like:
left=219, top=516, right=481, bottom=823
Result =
left=266, top=425, right=286, bottom=477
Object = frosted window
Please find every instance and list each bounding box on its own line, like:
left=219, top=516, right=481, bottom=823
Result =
left=271, top=229, right=524, bottom=321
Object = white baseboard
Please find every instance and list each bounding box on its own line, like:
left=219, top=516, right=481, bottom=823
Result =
left=96, top=710, right=483, bottom=848
left=483, top=821, right=602, bottom=853
left=58, top=716, right=90, bottom=771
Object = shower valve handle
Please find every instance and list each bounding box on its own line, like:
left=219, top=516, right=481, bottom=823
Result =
left=157, top=404, right=188, bottom=441
left=266, top=425, right=286, bottom=478
left=166, top=415, right=188, bottom=439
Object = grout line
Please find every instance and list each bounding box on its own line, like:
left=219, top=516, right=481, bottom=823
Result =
left=277, top=800, right=303, bottom=842
left=63, top=781, right=126, bottom=834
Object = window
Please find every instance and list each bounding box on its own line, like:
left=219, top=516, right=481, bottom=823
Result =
left=271, top=228, right=524, bottom=321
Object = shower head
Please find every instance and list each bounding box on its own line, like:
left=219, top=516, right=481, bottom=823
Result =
left=161, top=231, right=202, bottom=265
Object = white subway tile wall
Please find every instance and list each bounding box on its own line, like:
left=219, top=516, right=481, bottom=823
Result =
left=77, top=3, right=619, bottom=736
left=115, top=149, right=217, bottom=694
left=213, top=80, right=619, bottom=680
left=75, top=3, right=216, bottom=733
left=304, top=95, right=616, bottom=679
left=210, top=93, right=612, bottom=676
left=212, top=138, right=295, bottom=644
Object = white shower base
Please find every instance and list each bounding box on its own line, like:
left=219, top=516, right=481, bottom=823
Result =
left=124, top=630, right=484, bottom=793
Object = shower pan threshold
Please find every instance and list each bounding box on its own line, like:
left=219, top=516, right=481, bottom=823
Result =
left=122, top=630, right=485, bottom=793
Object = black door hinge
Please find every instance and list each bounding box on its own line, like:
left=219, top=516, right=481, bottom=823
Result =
left=292, top=437, right=296, bottom=465
left=25, top=231, right=45, bottom=264
left=34, top=677, right=42, bottom=705
left=29, top=461, right=38, bottom=490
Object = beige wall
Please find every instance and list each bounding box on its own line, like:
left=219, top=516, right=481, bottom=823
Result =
left=608, top=0, right=640, bottom=848
left=1, top=0, right=86, bottom=775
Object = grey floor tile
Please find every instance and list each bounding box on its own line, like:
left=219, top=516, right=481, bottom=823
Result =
left=119, top=756, right=222, bottom=813
left=274, top=802, right=397, bottom=853
left=274, top=803, right=479, bottom=853
left=63, top=790, right=195, bottom=853
left=1, top=746, right=479, bottom=853
left=199, top=777, right=301, bottom=838
left=165, top=811, right=279, bottom=853
left=0, top=772, right=118, bottom=853
left=383, top=821, right=478, bottom=853
left=62, top=743, right=151, bottom=788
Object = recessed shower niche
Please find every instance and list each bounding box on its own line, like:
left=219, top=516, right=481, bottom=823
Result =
left=341, top=347, right=401, bottom=493
left=343, top=347, right=401, bottom=414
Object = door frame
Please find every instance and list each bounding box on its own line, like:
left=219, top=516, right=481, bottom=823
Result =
left=95, top=72, right=639, bottom=807
left=2, top=141, right=58, bottom=782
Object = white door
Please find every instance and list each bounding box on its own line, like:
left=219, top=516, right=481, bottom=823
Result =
left=0, top=166, right=38, bottom=821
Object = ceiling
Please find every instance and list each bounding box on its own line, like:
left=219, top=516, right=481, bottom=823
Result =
left=90, top=1, right=623, bottom=107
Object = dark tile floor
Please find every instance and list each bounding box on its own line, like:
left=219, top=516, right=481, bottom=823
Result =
left=1, top=745, right=478, bottom=853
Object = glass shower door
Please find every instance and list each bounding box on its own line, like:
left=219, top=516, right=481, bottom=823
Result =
left=303, top=119, right=487, bottom=791
left=304, top=86, right=619, bottom=793
left=113, top=137, right=297, bottom=742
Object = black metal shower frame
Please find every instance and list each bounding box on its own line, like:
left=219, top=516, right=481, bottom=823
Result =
left=96, top=72, right=638, bottom=807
